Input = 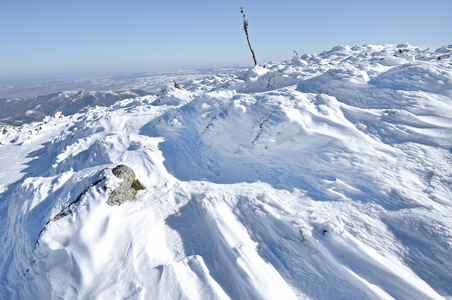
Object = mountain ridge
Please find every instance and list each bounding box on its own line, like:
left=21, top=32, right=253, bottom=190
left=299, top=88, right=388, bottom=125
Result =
left=0, top=43, right=451, bottom=299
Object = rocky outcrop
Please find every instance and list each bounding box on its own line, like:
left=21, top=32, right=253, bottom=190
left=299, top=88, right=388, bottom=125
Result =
left=35, top=165, right=144, bottom=249
left=106, top=165, right=144, bottom=206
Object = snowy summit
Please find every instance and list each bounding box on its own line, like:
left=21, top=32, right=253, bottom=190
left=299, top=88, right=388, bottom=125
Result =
left=1, top=43, right=452, bottom=299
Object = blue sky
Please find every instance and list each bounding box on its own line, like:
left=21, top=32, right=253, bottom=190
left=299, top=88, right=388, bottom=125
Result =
left=1, top=0, right=451, bottom=80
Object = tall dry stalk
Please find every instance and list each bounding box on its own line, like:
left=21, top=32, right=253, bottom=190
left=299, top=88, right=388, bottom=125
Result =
left=241, top=7, right=257, bottom=65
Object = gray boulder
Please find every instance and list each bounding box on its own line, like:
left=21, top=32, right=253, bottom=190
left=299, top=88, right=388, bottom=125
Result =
left=107, top=165, right=144, bottom=206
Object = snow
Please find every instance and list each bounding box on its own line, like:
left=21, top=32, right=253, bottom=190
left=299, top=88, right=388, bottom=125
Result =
left=1, top=43, right=452, bottom=299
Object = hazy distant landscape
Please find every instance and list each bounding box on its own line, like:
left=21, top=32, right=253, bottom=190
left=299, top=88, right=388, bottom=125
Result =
left=0, top=69, right=230, bottom=100
left=0, top=68, right=244, bottom=125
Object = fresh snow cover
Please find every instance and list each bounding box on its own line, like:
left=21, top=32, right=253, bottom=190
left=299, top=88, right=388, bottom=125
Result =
left=0, top=43, right=452, bottom=299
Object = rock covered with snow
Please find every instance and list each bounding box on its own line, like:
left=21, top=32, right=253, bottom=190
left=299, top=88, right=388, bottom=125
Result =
left=107, top=164, right=144, bottom=205
left=0, top=43, right=451, bottom=299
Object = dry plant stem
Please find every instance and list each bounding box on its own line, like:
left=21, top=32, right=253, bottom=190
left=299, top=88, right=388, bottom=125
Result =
left=241, top=7, right=257, bottom=65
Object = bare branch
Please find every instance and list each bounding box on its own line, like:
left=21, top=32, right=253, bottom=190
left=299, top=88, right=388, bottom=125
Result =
left=241, top=7, right=257, bottom=66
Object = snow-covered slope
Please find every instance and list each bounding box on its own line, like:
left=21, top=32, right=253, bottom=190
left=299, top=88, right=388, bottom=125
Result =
left=1, top=43, right=451, bottom=299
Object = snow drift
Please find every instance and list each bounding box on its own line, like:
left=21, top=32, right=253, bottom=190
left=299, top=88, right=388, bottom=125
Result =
left=1, top=43, right=452, bottom=299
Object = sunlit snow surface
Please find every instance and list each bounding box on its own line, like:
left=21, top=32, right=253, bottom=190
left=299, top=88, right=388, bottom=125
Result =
left=1, top=43, right=452, bottom=299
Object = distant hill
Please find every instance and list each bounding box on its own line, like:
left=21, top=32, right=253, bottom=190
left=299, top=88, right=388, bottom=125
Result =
left=0, top=89, right=150, bottom=125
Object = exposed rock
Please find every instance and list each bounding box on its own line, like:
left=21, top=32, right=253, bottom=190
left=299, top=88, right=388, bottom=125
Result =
left=131, top=179, right=145, bottom=191
left=35, top=165, right=144, bottom=250
left=107, top=165, right=144, bottom=206
left=51, top=211, right=71, bottom=222
left=35, top=177, right=106, bottom=249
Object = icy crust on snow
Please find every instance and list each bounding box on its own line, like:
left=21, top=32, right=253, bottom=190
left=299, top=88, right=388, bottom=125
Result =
left=0, top=43, right=452, bottom=299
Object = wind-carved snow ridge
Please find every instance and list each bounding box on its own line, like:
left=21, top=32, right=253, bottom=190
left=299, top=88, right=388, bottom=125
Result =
left=1, top=43, right=452, bottom=299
